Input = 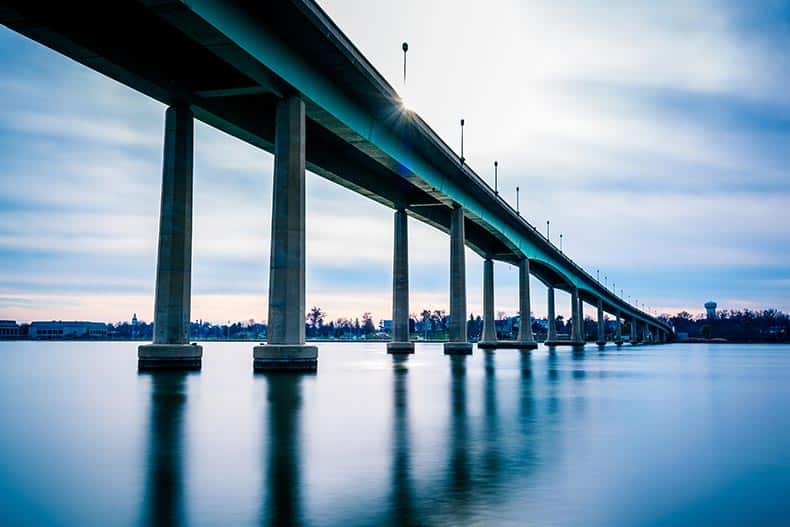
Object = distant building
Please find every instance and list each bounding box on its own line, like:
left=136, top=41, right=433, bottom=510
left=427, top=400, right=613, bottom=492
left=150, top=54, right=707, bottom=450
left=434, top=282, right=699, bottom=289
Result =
left=380, top=320, right=393, bottom=333
left=29, top=321, right=108, bottom=340
left=0, top=320, right=20, bottom=339
left=705, top=301, right=718, bottom=320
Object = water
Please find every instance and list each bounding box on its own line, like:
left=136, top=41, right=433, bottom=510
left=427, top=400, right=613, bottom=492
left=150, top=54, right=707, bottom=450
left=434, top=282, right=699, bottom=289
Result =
left=0, top=342, right=788, bottom=526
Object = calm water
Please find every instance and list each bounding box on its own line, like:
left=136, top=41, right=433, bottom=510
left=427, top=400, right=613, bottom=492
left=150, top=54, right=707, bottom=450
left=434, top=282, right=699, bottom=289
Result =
left=0, top=342, right=789, bottom=526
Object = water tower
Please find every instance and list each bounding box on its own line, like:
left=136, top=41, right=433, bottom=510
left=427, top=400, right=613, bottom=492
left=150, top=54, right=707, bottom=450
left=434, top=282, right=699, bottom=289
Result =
left=705, top=301, right=717, bottom=320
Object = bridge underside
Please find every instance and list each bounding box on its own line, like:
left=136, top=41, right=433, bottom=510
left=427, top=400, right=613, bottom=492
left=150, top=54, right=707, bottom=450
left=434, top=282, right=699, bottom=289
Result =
left=1, top=1, right=524, bottom=260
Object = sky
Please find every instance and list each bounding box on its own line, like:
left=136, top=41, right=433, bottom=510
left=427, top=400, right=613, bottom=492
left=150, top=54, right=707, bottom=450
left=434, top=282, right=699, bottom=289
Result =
left=1, top=0, right=789, bottom=324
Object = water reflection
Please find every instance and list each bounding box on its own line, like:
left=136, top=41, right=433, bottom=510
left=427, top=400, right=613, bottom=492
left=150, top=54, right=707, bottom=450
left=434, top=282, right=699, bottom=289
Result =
left=482, top=352, right=501, bottom=478
left=572, top=350, right=587, bottom=381
left=389, top=355, right=418, bottom=526
left=141, top=372, right=189, bottom=527
left=446, top=355, right=471, bottom=514
left=261, top=374, right=305, bottom=527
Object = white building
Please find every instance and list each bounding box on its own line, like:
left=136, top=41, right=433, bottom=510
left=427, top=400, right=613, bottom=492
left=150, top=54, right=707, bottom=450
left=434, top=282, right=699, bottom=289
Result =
left=29, top=321, right=107, bottom=340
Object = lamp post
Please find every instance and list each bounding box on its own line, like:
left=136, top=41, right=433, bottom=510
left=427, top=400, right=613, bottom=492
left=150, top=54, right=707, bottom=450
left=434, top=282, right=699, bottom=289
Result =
left=546, top=220, right=550, bottom=240
left=460, top=118, right=465, bottom=164
left=494, top=161, right=498, bottom=194
left=516, top=186, right=520, bottom=215
left=559, top=234, right=563, bottom=252
left=402, top=42, right=408, bottom=84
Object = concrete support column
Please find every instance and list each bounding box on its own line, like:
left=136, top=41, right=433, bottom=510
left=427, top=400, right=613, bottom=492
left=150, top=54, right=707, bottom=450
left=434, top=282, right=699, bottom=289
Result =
left=596, top=299, right=606, bottom=346
left=254, top=95, right=317, bottom=371
left=445, top=206, right=472, bottom=354
left=480, top=258, right=497, bottom=345
left=615, top=310, right=623, bottom=345
left=571, top=287, right=583, bottom=344
left=517, top=258, right=537, bottom=349
left=139, top=104, right=201, bottom=370
left=388, top=208, right=414, bottom=353
left=547, top=286, right=557, bottom=342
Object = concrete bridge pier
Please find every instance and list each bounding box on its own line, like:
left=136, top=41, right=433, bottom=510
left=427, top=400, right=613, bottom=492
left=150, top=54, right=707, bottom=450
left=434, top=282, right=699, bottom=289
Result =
left=478, top=258, right=498, bottom=348
left=630, top=318, right=638, bottom=345
left=571, top=287, right=585, bottom=349
left=596, top=299, right=606, bottom=348
left=387, top=208, right=414, bottom=353
left=516, top=258, right=538, bottom=350
left=614, top=310, right=623, bottom=346
left=254, top=96, right=317, bottom=371
left=546, top=286, right=557, bottom=344
left=444, top=206, right=473, bottom=354
left=138, top=104, right=202, bottom=370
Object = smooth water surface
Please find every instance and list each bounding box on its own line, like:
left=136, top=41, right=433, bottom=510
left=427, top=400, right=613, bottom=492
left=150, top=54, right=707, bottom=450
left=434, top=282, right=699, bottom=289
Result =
left=0, top=342, right=789, bottom=526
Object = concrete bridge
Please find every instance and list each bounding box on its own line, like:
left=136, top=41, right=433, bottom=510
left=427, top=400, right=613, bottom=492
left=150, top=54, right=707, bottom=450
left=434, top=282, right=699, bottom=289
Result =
left=0, top=0, right=672, bottom=370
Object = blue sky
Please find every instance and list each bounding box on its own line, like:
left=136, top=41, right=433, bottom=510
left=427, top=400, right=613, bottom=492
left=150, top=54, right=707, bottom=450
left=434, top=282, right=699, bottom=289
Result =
left=1, top=0, right=789, bottom=324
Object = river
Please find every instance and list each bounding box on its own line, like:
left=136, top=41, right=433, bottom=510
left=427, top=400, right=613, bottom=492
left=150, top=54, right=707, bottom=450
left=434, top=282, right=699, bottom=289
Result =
left=0, top=342, right=788, bottom=526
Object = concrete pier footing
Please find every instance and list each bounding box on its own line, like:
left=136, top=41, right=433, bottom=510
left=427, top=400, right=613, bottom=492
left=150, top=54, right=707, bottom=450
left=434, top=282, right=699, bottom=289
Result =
left=387, top=341, right=415, bottom=353
left=253, top=344, right=317, bottom=371
left=138, top=104, right=200, bottom=370
left=444, top=341, right=474, bottom=354
left=545, top=340, right=586, bottom=349
left=138, top=343, right=202, bottom=370
left=478, top=340, right=537, bottom=350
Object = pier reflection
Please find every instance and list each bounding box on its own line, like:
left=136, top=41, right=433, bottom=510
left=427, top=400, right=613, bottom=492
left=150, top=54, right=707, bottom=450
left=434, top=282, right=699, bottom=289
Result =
left=261, top=373, right=305, bottom=527
left=141, top=372, right=189, bottom=527
left=482, top=352, right=501, bottom=478
left=447, top=355, right=471, bottom=508
left=389, top=354, right=419, bottom=526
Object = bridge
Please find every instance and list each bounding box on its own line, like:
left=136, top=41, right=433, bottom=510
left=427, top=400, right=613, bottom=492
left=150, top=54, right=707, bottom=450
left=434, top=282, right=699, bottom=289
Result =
left=0, top=0, right=672, bottom=370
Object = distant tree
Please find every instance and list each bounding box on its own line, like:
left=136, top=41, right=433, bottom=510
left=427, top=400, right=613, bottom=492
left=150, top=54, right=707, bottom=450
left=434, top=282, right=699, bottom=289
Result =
left=307, top=306, right=325, bottom=331
left=431, top=310, right=445, bottom=331
left=361, top=312, right=375, bottom=335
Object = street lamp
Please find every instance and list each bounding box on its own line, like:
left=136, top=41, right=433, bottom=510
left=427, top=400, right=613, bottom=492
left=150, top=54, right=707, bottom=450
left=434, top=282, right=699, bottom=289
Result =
left=494, top=161, right=498, bottom=194
left=559, top=233, right=563, bottom=252
left=460, top=118, right=465, bottom=164
left=546, top=220, right=550, bottom=240
left=402, top=42, right=408, bottom=84
left=516, top=186, right=520, bottom=214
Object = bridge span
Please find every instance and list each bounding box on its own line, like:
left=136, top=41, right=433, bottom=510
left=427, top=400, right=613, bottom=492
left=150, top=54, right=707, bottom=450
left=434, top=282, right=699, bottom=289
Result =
left=0, top=0, right=672, bottom=370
